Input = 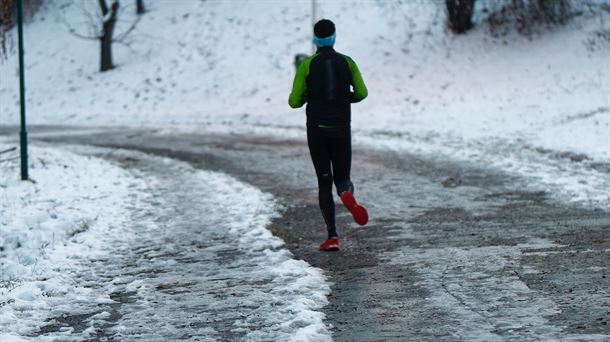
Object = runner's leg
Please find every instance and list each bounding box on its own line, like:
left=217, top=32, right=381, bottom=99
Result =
left=307, top=129, right=337, bottom=238
left=330, top=130, right=369, bottom=225
left=330, top=131, right=353, bottom=195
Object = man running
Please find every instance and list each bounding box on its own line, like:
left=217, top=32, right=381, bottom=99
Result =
left=288, top=19, right=368, bottom=252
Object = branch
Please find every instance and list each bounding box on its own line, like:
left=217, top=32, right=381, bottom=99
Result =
left=0, top=156, right=19, bottom=163
left=62, top=17, right=100, bottom=40
left=114, top=38, right=137, bottom=54
left=80, top=3, right=102, bottom=35
left=114, top=15, right=141, bottom=42
left=98, top=0, right=108, bottom=15
left=59, top=1, right=103, bottom=39
left=103, top=0, right=119, bottom=24
left=67, top=27, right=100, bottom=40
left=0, top=146, right=16, bottom=155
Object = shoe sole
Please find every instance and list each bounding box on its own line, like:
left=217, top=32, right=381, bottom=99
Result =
left=320, top=239, right=340, bottom=251
left=340, top=192, right=368, bottom=226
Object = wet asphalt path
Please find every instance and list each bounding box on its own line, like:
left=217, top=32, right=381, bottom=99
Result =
left=7, top=126, right=610, bottom=341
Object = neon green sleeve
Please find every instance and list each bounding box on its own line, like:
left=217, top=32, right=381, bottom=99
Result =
left=288, top=56, right=315, bottom=108
left=345, top=56, right=368, bottom=103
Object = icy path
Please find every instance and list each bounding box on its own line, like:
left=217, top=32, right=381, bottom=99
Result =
left=10, top=127, right=610, bottom=340
left=4, top=146, right=331, bottom=341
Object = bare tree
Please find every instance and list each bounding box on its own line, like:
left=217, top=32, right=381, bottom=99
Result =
left=0, top=0, right=43, bottom=61
left=136, top=0, right=144, bottom=15
left=486, top=0, right=575, bottom=36
left=0, top=0, right=12, bottom=60
left=61, top=0, right=141, bottom=72
left=446, top=0, right=476, bottom=34
left=99, top=0, right=119, bottom=71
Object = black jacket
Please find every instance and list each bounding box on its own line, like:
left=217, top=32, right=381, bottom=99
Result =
left=289, top=46, right=368, bottom=132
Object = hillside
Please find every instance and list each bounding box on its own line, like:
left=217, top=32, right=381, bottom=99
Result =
left=1, top=0, right=609, bottom=208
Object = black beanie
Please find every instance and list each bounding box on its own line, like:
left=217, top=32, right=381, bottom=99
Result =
left=314, top=19, right=335, bottom=38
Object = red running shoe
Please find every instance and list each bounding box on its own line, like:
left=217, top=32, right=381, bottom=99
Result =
left=340, top=191, right=368, bottom=226
left=320, top=237, right=340, bottom=251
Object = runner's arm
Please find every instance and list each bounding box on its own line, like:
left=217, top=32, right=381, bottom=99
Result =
left=345, top=57, right=368, bottom=103
left=288, top=62, right=308, bottom=108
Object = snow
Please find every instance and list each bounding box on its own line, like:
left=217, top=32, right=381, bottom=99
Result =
left=1, top=0, right=608, bottom=210
left=0, top=142, right=136, bottom=277
left=384, top=237, right=610, bottom=341
left=80, top=148, right=331, bottom=341
left=0, top=142, right=140, bottom=337
left=0, top=144, right=331, bottom=340
left=0, top=0, right=609, bottom=338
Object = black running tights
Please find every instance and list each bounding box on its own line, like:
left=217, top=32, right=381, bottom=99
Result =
left=307, top=128, right=354, bottom=232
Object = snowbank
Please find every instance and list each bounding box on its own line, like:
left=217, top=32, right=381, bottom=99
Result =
left=0, top=142, right=140, bottom=337
left=0, top=144, right=332, bottom=340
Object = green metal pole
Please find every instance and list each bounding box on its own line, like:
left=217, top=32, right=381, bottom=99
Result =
left=17, top=0, right=28, bottom=180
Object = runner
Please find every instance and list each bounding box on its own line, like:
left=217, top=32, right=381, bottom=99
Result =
left=289, top=19, right=369, bottom=252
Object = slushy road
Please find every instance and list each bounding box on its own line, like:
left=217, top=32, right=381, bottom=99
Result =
left=7, top=125, right=610, bottom=341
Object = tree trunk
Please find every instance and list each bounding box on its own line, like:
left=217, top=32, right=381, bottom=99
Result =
left=446, top=0, right=475, bottom=34
left=99, top=0, right=119, bottom=72
left=136, top=0, right=145, bottom=15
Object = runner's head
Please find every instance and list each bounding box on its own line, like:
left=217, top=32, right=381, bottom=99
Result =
left=313, top=19, right=335, bottom=48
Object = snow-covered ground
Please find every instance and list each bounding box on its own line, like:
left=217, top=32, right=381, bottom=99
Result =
left=1, top=0, right=608, bottom=209
left=0, top=144, right=331, bottom=340
left=0, top=142, right=140, bottom=340
left=0, top=2, right=608, bottom=339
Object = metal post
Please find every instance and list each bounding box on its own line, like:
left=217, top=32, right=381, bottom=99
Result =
left=17, top=0, right=28, bottom=180
left=311, top=0, right=316, bottom=54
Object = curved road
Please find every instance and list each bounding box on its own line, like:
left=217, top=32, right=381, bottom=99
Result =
left=10, top=126, right=610, bottom=340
